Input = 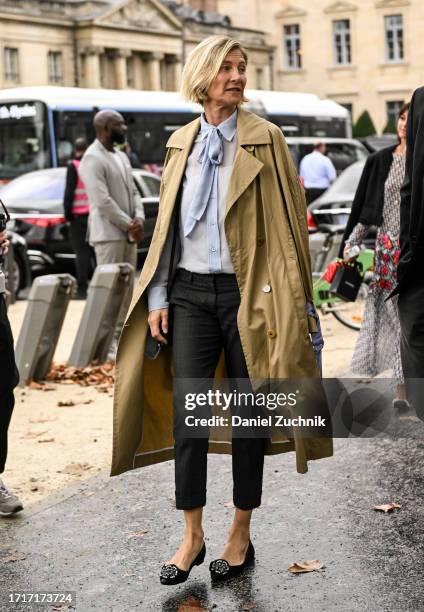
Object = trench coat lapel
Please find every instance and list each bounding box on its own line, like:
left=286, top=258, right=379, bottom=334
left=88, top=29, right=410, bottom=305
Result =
left=225, top=147, right=263, bottom=215
left=225, top=108, right=270, bottom=215
left=160, top=117, right=201, bottom=228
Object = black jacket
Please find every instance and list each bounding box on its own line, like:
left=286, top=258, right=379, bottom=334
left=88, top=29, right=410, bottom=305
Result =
left=63, top=159, right=87, bottom=222
left=397, top=86, right=424, bottom=289
left=339, top=145, right=396, bottom=257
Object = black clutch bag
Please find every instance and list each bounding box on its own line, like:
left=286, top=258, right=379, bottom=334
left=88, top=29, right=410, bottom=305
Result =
left=145, top=189, right=180, bottom=360
left=329, top=261, right=363, bottom=302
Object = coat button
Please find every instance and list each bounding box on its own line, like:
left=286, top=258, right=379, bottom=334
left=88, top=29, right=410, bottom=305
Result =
left=257, top=238, right=265, bottom=246
left=262, top=284, right=271, bottom=293
left=267, top=329, right=276, bottom=338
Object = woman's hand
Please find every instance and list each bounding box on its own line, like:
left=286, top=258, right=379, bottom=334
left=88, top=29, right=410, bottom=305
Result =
left=343, top=244, right=359, bottom=262
left=148, top=307, right=169, bottom=345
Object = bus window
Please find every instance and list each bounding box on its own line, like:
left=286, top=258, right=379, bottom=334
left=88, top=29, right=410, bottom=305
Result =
left=53, top=110, right=95, bottom=166
left=125, top=111, right=198, bottom=164
left=53, top=109, right=198, bottom=167
left=0, top=101, right=50, bottom=180
left=308, top=118, right=347, bottom=138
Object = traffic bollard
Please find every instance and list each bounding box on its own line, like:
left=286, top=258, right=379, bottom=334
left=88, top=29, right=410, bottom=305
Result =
left=15, top=273, right=75, bottom=385
left=68, top=263, right=134, bottom=368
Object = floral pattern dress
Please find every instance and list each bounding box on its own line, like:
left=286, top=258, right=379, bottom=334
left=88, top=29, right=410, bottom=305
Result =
left=345, top=152, right=405, bottom=383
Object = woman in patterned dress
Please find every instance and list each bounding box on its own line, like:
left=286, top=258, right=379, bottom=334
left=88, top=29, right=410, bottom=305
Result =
left=340, top=102, right=409, bottom=409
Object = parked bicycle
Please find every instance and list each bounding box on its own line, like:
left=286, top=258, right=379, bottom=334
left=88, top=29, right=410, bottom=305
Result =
left=310, top=224, right=374, bottom=331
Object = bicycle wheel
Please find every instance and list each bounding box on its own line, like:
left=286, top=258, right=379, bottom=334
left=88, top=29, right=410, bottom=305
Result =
left=329, top=281, right=369, bottom=331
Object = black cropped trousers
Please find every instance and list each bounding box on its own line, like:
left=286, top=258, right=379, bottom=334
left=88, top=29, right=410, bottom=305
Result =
left=170, top=268, right=266, bottom=511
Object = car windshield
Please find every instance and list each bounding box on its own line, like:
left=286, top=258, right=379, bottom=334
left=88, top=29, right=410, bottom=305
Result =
left=322, top=162, right=365, bottom=198
left=0, top=170, right=65, bottom=201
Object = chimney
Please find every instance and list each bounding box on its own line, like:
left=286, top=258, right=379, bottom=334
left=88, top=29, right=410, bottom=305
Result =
left=187, top=0, right=218, bottom=12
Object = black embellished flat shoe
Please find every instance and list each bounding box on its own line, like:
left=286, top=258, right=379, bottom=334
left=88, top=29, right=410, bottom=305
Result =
left=209, top=540, right=255, bottom=582
left=159, top=543, right=206, bottom=585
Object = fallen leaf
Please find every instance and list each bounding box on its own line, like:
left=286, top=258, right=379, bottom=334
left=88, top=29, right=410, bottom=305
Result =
left=177, top=597, right=207, bottom=611
left=399, top=415, right=419, bottom=422
left=82, top=399, right=93, bottom=405
left=47, top=362, right=115, bottom=393
left=241, top=604, right=257, bottom=611
left=223, top=501, right=234, bottom=508
left=42, top=384, right=56, bottom=391
left=373, top=502, right=401, bottom=513
left=0, top=551, right=26, bottom=564
left=126, top=530, right=149, bottom=539
left=288, top=559, right=324, bottom=573
left=28, top=381, right=44, bottom=390
left=30, top=486, right=39, bottom=492
left=38, top=438, right=55, bottom=443
left=21, top=430, right=48, bottom=439
left=58, top=400, right=75, bottom=407
left=60, top=462, right=93, bottom=475
left=29, top=416, right=57, bottom=424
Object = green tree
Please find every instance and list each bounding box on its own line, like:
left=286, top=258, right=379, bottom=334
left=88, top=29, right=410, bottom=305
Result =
left=383, top=116, right=397, bottom=134
left=353, top=111, right=377, bottom=138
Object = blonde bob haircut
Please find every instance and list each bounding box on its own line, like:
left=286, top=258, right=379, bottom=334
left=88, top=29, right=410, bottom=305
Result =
left=181, top=36, right=248, bottom=105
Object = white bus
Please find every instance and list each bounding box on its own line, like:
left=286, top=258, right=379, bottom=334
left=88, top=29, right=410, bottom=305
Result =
left=0, top=86, right=351, bottom=181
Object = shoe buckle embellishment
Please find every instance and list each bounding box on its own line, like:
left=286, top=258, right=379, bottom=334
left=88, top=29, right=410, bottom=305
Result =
left=160, top=564, right=179, bottom=580
left=211, top=559, right=230, bottom=575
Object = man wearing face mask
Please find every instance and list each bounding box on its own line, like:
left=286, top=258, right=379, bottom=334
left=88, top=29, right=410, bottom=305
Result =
left=80, top=110, right=145, bottom=357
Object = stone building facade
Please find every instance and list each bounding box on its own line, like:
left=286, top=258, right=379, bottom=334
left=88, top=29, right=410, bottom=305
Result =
left=0, top=0, right=273, bottom=92
left=219, top=0, right=423, bottom=132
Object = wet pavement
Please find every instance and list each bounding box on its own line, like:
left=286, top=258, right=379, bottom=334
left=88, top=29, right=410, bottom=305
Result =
left=0, top=437, right=424, bottom=612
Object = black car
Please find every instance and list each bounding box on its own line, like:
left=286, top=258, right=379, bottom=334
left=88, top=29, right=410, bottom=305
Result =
left=3, top=230, right=31, bottom=300
left=1, top=167, right=160, bottom=274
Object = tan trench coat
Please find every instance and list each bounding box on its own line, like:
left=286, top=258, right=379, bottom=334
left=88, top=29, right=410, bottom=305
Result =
left=111, top=108, right=333, bottom=477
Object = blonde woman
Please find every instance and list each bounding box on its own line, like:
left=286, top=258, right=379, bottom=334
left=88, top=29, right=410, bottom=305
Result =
left=112, top=36, right=332, bottom=585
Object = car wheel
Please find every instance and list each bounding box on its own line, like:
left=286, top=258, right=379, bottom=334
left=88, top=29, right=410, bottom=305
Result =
left=9, top=253, right=23, bottom=298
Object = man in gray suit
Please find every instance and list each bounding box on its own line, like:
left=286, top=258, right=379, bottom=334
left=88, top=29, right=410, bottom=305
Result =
left=80, top=110, right=145, bottom=355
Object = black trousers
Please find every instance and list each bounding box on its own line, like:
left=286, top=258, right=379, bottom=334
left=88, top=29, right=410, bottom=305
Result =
left=170, top=269, right=266, bottom=511
left=398, top=279, right=424, bottom=421
left=70, top=214, right=94, bottom=293
left=0, top=295, right=19, bottom=474
left=305, top=187, right=326, bottom=205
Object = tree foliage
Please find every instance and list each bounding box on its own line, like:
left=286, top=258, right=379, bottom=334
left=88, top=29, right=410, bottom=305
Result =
left=353, top=111, right=377, bottom=138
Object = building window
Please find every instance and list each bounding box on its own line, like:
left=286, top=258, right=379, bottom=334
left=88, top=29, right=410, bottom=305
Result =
left=384, top=14, right=404, bottom=62
left=48, top=51, right=63, bottom=84
left=283, top=24, right=302, bottom=69
left=4, top=47, right=20, bottom=82
left=386, top=100, right=404, bottom=127
left=126, top=56, right=134, bottom=88
left=333, top=19, right=351, bottom=65
left=256, top=67, right=263, bottom=89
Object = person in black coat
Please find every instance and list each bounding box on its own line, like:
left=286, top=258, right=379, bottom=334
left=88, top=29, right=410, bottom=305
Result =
left=0, top=229, right=23, bottom=516
left=395, top=86, right=424, bottom=421
left=339, top=145, right=401, bottom=257
left=340, top=103, right=409, bottom=411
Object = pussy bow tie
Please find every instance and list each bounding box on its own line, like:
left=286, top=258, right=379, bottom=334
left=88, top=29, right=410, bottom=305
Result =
left=183, top=124, right=224, bottom=238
